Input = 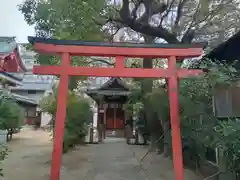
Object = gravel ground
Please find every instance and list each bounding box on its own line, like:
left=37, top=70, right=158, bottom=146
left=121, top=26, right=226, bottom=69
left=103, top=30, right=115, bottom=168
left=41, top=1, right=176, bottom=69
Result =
left=2, top=127, right=202, bottom=180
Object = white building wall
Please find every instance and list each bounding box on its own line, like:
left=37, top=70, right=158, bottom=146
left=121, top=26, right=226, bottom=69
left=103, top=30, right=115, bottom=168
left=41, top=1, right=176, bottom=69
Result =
left=41, top=112, right=52, bottom=127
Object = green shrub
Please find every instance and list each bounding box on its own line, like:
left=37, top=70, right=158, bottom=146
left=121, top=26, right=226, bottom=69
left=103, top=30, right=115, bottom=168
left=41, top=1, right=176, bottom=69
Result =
left=0, top=145, right=9, bottom=177
left=40, top=87, right=92, bottom=153
left=0, top=90, right=24, bottom=141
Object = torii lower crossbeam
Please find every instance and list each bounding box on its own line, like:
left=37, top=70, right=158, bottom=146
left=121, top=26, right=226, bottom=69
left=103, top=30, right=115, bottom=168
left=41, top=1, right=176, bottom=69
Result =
left=29, top=37, right=204, bottom=180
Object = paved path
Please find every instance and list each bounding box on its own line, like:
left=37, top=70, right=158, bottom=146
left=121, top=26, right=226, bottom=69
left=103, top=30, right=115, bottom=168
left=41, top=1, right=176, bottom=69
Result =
left=3, top=128, right=202, bottom=180
left=80, top=138, right=148, bottom=180
left=73, top=138, right=202, bottom=180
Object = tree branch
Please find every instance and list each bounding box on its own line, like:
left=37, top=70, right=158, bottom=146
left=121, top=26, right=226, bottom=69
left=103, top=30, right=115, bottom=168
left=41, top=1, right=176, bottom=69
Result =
left=159, top=0, right=176, bottom=26
left=182, top=0, right=233, bottom=43
left=113, top=17, right=179, bottom=43
left=174, top=0, right=188, bottom=29
left=193, top=0, right=233, bottom=33
left=88, top=58, right=114, bottom=66
left=137, top=0, right=153, bottom=23
left=180, top=1, right=201, bottom=43
left=131, top=0, right=143, bottom=20
left=113, top=0, right=178, bottom=43
left=119, top=0, right=130, bottom=20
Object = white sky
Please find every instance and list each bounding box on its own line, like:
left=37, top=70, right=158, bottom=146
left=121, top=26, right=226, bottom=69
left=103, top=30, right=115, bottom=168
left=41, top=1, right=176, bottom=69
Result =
left=0, top=0, right=35, bottom=43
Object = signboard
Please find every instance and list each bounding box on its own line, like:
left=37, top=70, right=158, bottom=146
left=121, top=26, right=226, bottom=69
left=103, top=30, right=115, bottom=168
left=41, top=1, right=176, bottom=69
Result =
left=99, top=109, right=105, bottom=113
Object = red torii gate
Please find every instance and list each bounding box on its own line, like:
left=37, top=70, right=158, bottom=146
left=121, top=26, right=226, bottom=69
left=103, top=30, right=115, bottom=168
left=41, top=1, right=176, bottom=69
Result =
left=28, top=36, right=203, bottom=180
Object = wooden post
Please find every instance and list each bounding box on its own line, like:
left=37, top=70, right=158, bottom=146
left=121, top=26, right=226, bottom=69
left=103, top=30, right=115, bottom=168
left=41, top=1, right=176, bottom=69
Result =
left=168, top=56, right=184, bottom=180
left=50, top=53, right=70, bottom=180
left=124, top=109, right=127, bottom=125
left=103, top=103, right=107, bottom=139
left=113, top=103, right=116, bottom=129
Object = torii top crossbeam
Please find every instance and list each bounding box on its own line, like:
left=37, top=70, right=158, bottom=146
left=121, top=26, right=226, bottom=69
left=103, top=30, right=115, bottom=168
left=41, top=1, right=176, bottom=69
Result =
left=28, top=36, right=204, bottom=180
left=28, top=36, right=204, bottom=58
left=28, top=37, right=204, bottom=78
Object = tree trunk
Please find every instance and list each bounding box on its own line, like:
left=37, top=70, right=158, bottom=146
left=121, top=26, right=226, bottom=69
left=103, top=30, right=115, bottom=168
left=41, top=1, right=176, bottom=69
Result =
left=163, top=121, right=170, bottom=157
left=218, top=148, right=233, bottom=180
left=7, top=129, right=13, bottom=142
left=149, top=135, right=157, bottom=152
left=141, top=35, right=164, bottom=153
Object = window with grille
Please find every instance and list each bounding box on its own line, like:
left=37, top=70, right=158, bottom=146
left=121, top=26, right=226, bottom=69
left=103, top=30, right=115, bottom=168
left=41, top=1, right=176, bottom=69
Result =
left=28, top=90, right=37, bottom=94
left=25, top=108, right=37, bottom=117
left=205, top=147, right=217, bottom=164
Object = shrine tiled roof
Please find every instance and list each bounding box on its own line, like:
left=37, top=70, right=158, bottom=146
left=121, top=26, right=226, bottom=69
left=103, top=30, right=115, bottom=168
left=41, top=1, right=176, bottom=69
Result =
left=11, top=93, right=37, bottom=105
left=86, top=77, right=129, bottom=93
left=98, top=77, right=129, bottom=91
left=0, top=72, right=22, bottom=86
left=86, top=77, right=130, bottom=100
left=10, top=82, right=53, bottom=91
left=0, top=37, right=27, bottom=72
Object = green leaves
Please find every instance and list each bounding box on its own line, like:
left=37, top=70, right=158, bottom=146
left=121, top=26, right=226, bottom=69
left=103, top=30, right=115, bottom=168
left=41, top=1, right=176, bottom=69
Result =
left=19, top=0, right=106, bottom=75
left=0, top=144, right=9, bottom=177
left=39, top=86, right=92, bottom=153
left=19, top=0, right=107, bottom=88
left=178, top=61, right=239, bottom=169
left=127, top=59, right=239, bottom=169
left=213, top=119, right=240, bottom=170
left=19, top=0, right=105, bottom=40
left=0, top=90, right=22, bottom=176
left=0, top=90, right=24, bottom=131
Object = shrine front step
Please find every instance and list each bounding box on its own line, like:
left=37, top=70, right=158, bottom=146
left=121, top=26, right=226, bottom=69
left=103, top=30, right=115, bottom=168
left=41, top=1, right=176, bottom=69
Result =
left=106, top=129, right=125, bottom=138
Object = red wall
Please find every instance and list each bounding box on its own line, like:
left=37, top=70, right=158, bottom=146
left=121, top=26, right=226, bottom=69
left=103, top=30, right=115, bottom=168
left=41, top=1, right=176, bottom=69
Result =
left=3, top=55, right=19, bottom=72
left=97, top=103, right=125, bottom=130
left=1, top=50, right=25, bottom=72
left=105, top=108, right=125, bottom=129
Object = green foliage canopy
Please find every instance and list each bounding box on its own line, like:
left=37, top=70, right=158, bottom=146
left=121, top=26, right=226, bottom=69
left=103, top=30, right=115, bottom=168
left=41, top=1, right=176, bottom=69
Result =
left=19, top=0, right=108, bottom=89
left=18, top=0, right=106, bottom=64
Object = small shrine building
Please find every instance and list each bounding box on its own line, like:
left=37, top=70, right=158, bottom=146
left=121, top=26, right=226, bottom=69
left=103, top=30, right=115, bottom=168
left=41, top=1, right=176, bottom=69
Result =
left=86, top=77, right=130, bottom=136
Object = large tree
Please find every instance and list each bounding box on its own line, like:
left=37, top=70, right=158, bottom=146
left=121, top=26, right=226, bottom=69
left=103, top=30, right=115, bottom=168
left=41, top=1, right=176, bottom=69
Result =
left=20, top=0, right=240, bottom=45
left=19, top=0, right=240, bottom=150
